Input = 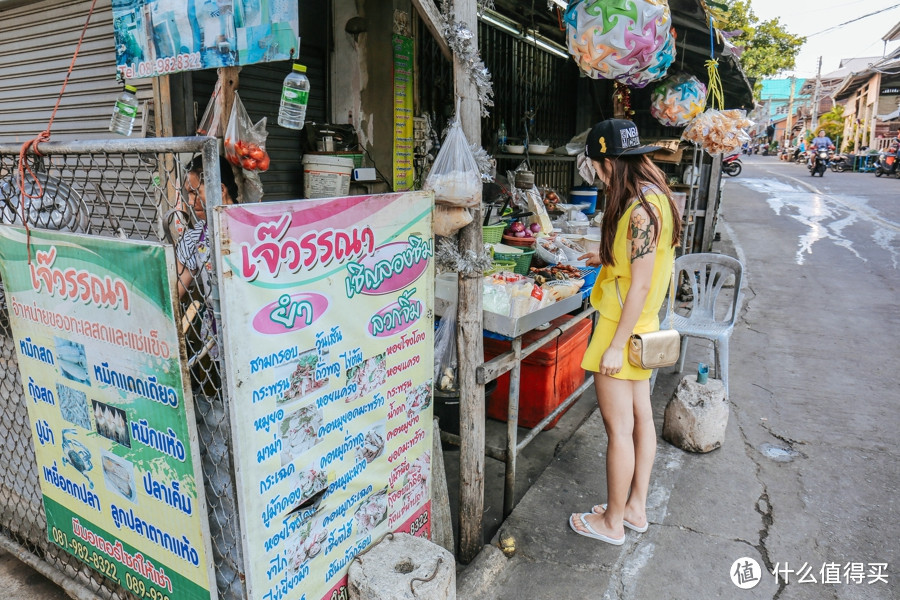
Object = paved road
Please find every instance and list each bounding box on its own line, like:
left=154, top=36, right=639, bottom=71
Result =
left=462, top=153, right=899, bottom=599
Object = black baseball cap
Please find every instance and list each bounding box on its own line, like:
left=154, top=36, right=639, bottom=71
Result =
left=586, top=119, right=662, bottom=159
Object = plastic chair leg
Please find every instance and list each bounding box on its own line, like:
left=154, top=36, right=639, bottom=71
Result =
left=716, top=336, right=729, bottom=398
left=677, top=335, right=689, bottom=373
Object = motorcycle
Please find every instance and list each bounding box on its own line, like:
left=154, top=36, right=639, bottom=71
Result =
left=829, top=153, right=851, bottom=173
left=808, top=146, right=831, bottom=177
left=722, top=153, right=742, bottom=177
left=874, top=147, right=899, bottom=177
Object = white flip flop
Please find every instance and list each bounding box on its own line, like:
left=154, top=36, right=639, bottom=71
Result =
left=568, top=513, right=625, bottom=545
left=592, top=503, right=649, bottom=533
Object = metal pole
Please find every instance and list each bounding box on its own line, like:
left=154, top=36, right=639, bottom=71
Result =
left=503, top=336, right=522, bottom=518
left=811, top=56, right=822, bottom=133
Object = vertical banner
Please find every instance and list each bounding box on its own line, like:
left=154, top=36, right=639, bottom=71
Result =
left=214, top=192, right=434, bottom=600
left=113, top=0, right=301, bottom=78
left=392, top=35, right=415, bottom=191
left=0, top=226, right=215, bottom=600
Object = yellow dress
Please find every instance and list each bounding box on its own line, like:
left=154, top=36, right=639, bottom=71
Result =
left=581, top=190, right=676, bottom=380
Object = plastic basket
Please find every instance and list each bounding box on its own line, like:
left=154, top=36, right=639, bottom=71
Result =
left=485, top=259, right=517, bottom=275
left=493, top=249, right=535, bottom=275
left=483, top=223, right=505, bottom=244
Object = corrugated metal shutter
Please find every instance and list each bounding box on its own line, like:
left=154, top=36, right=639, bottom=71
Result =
left=191, top=0, right=329, bottom=201
left=0, top=0, right=154, bottom=144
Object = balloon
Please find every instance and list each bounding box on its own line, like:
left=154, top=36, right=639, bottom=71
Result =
left=616, top=32, right=675, bottom=89
left=565, top=0, right=672, bottom=81
left=650, top=72, right=708, bottom=126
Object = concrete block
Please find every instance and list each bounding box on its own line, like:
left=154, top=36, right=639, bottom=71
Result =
left=662, top=376, right=728, bottom=453
left=348, top=533, right=455, bottom=600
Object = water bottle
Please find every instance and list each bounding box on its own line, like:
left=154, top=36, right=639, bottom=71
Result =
left=278, top=64, right=310, bottom=130
left=498, top=120, right=507, bottom=146
left=109, top=85, right=139, bottom=136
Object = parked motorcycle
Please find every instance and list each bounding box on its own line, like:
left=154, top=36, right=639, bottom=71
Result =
left=722, top=153, right=742, bottom=177
left=829, top=153, right=851, bottom=173
left=874, top=147, right=899, bottom=177
left=809, top=146, right=831, bottom=177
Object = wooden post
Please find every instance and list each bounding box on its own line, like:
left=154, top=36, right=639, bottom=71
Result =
left=452, top=0, right=486, bottom=565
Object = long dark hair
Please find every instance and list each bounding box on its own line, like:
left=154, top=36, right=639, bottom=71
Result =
left=597, top=154, right=682, bottom=266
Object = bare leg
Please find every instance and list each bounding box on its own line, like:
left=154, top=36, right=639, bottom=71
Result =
left=571, top=373, right=632, bottom=539
left=626, top=379, right=654, bottom=528
left=592, top=379, right=653, bottom=529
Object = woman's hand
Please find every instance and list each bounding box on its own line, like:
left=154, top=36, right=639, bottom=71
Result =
left=579, top=251, right=601, bottom=267
left=599, top=343, right=624, bottom=377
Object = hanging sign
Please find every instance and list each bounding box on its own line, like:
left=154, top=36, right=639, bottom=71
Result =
left=0, top=226, right=216, bottom=600
left=213, top=192, right=435, bottom=600
left=392, top=35, right=415, bottom=192
left=113, top=0, right=300, bottom=79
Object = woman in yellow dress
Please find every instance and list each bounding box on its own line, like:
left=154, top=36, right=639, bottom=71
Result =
left=569, top=119, right=682, bottom=545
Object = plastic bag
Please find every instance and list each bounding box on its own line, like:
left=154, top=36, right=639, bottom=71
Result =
left=433, top=205, right=473, bottom=237
left=424, top=112, right=481, bottom=207
left=434, top=298, right=458, bottom=392
left=196, top=80, right=223, bottom=136
left=224, top=92, right=271, bottom=173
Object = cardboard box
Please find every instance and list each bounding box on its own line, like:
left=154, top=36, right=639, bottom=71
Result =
left=648, top=138, right=685, bottom=163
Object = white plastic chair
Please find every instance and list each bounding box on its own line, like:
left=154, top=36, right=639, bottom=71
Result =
left=662, top=253, right=743, bottom=397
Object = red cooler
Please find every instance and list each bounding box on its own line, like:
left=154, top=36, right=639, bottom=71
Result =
left=484, top=315, right=592, bottom=430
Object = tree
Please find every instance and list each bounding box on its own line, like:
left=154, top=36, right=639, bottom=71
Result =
left=815, top=104, right=845, bottom=146
left=722, top=1, right=805, bottom=80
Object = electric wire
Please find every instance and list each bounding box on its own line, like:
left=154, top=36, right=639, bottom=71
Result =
left=805, top=3, right=900, bottom=37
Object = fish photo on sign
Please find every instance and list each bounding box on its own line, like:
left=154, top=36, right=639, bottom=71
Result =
left=92, top=399, right=131, bottom=448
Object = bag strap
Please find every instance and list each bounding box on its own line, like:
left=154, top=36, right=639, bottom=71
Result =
left=614, top=265, right=676, bottom=330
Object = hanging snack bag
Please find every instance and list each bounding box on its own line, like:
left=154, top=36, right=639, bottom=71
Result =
left=424, top=115, right=482, bottom=208
left=433, top=298, right=459, bottom=392
left=224, top=92, right=271, bottom=172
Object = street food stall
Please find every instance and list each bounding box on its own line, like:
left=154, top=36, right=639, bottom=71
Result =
left=0, top=1, right=753, bottom=597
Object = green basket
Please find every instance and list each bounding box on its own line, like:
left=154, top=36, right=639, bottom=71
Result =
left=482, top=223, right=505, bottom=244
left=493, top=249, right=535, bottom=275
left=485, top=259, right=517, bottom=275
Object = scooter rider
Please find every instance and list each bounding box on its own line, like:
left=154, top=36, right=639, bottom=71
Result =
left=808, top=130, right=834, bottom=167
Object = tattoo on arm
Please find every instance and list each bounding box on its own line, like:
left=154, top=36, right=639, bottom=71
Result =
left=628, top=206, right=659, bottom=263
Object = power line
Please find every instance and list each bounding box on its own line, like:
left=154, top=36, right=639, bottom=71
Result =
left=806, top=3, right=900, bottom=37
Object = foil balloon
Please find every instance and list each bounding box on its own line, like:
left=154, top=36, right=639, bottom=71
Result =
left=617, top=31, right=675, bottom=89
left=565, top=0, right=672, bottom=81
left=650, top=72, right=707, bottom=126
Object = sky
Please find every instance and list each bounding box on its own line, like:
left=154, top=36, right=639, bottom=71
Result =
left=747, top=0, right=900, bottom=77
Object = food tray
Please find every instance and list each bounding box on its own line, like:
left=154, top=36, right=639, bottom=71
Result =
left=434, top=285, right=584, bottom=338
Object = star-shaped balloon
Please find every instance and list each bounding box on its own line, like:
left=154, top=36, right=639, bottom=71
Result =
left=565, top=0, right=671, bottom=80
left=650, top=72, right=708, bottom=127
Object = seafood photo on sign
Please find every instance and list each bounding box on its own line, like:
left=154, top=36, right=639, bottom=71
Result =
left=54, top=337, right=90, bottom=385
left=346, top=353, right=387, bottom=401
left=100, top=450, right=137, bottom=503
left=279, top=402, right=324, bottom=466
left=277, top=348, right=329, bottom=405
left=405, top=380, right=432, bottom=417
left=284, top=514, right=329, bottom=573
left=92, top=399, right=131, bottom=448
left=354, top=488, right=388, bottom=536
left=57, top=383, right=91, bottom=429
left=356, top=423, right=385, bottom=464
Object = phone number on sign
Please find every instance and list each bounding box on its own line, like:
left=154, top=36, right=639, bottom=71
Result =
left=117, top=53, right=202, bottom=79
left=51, top=526, right=170, bottom=600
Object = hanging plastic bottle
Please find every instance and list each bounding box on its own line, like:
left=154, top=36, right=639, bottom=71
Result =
left=278, top=64, right=310, bottom=130
left=109, top=84, right=139, bottom=136
left=498, top=120, right=507, bottom=147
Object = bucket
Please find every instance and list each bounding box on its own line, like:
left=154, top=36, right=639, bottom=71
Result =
left=571, top=186, right=598, bottom=214
left=302, top=154, right=354, bottom=198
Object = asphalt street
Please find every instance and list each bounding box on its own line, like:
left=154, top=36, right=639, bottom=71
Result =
left=460, top=153, right=900, bottom=599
